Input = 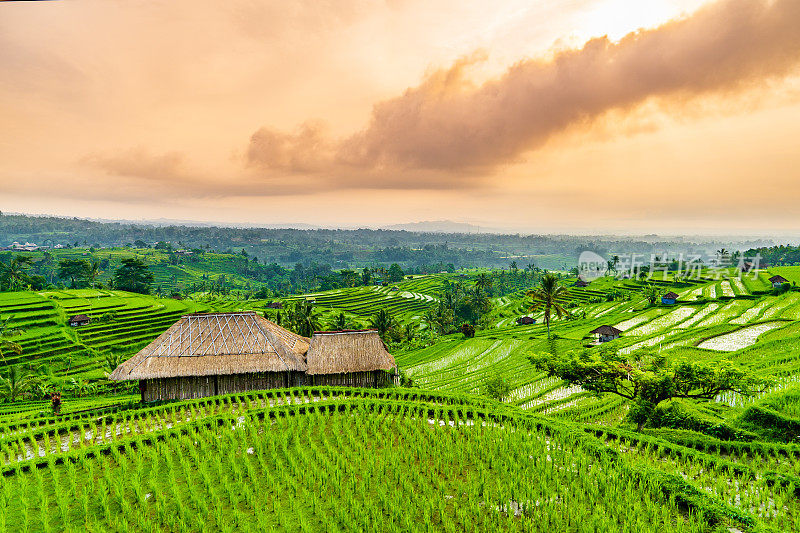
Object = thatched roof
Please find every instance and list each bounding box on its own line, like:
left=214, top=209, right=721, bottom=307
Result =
left=769, top=275, right=789, bottom=283
left=69, top=314, right=90, bottom=322
left=590, top=325, right=622, bottom=336
left=662, top=292, right=679, bottom=299
left=109, top=312, right=309, bottom=381
left=306, top=330, right=396, bottom=375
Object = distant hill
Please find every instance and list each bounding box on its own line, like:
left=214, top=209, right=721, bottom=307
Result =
left=383, top=220, right=482, bottom=233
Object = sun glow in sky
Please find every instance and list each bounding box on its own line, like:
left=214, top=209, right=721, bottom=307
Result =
left=1, top=0, right=799, bottom=234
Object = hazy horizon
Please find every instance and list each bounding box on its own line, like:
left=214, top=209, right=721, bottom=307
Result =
left=2, top=0, right=800, bottom=234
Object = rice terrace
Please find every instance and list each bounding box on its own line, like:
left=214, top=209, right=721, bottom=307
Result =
left=4, top=0, right=800, bottom=531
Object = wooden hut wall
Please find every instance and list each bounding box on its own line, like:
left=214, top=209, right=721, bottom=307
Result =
left=216, top=372, right=290, bottom=395
left=141, top=370, right=391, bottom=402
left=142, top=376, right=214, bottom=402
left=312, top=370, right=392, bottom=388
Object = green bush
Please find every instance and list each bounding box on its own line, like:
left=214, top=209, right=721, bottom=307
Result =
left=739, top=405, right=800, bottom=443
left=647, top=399, right=755, bottom=441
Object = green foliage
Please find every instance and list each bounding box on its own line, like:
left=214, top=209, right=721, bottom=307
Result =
left=738, top=405, right=800, bottom=443
left=530, top=347, right=770, bottom=429
left=370, top=309, right=395, bottom=336
left=57, top=258, right=91, bottom=289
left=641, top=283, right=660, bottom=306
left=0, top=255, right=35, bottom=291
left=283, top=302, right=321, bottom=337
left=113, top=258, right=154, bottom=294
left=0, top=365, right=40, bottom=402
left=527, top=273, right=568, bottom=338
left=387, top=263, right=405, bottom=282
left=647, top=399, right=755, bottom=441
left=483, top=375, right=511, bottom=401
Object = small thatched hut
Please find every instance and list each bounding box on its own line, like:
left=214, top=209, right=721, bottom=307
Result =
left=590, top=325, right=622, bottom=343
left=110, top=312, right=397, bottom=401
left=661, top=292, right=679, bottom=305
left=769, top=275, right=789, bottom=288
left=306, top=330, right=397, bottom=387
left=68, top=314, right=91, bottom=327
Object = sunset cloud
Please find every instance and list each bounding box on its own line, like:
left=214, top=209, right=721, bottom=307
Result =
left=2, top=0, right=800, bottom=232
left=247, top=0, right=800, bottom=182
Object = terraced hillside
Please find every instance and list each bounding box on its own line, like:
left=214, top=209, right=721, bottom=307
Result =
left=0, top=388, right=770, bottom=532
left=0, top=290, right=209, bottom=379
left=282, top=284, right=438, bottom=324
left=398, top=271, right=800, bottom=423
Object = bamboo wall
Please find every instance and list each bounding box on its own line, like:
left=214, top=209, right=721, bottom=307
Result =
left=311, top=370, right=393, bottom=388
left=141, top=370, right=393, bottom=401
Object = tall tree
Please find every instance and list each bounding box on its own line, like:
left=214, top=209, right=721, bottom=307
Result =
left=387, top=263, right=405, bottom=282
left=530, top=347, right=769, bottom=430
left=1, top=255, right=33, bottom=290
left=113, top=257, right=154, bottom=294
left=0, top=365, right=39, bottom=402
left=87, top=260, right=103, bottom=289
left=57, top=258, right=90, bottom=289
left=475, top=273, right=493, bottom=294
left=290, top=302, right=321, bottom=337
left=527, top=273, right=568, bottom=339
left=370, top=309, right=395, bottom=336
left=641, top=284, right=660, bottom=307
left=333, top=312, right=348, bottom=331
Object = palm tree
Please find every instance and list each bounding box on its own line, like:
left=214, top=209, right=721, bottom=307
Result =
left=103, top=351, right=126, bottom=377
left=87, top=260, right=102, bottom=289
left=332, top=312, right=348, bottom=330
left=370, top=309, right=395, bottom=336
left=404, top=323, right=416, bottom=341
left=641, top=284, right=660, bottom=306
left=716, top=248, right=730, bottom=265
left=475, top=273, right=492, bottom=293
left=291, top=302, right=321, bottom=337
left=527, top=273, right=568, bottom=339
left=423, top=310, right=440, bottom=334
left=0, top=365, right=38, bottom=402
left=1, top=255, right=33, bottom=291
left=0, top=317, right=23, bottom=364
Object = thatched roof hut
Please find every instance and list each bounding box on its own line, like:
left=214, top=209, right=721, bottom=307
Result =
left=110, top=314, right=397, bottom=401
left=590, top=325, right=622, bottom=336
left=589, top=325, right=622, bottom=343
left=68, top=314, right=91, bottom=327
left=109, top=312, right=309, bottom=381
left=306, top=330, right=396, bottom=375
left=769, top=275, right=789, bottom=287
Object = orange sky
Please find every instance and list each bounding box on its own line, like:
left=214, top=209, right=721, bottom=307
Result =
left=1, top=0, right=799, bottom=234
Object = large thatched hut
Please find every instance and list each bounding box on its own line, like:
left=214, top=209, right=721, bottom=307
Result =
left=109, top=312, right=397, bottom=401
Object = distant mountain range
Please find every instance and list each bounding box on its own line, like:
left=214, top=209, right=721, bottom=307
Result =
left=382, top=220, right=483, bottom=233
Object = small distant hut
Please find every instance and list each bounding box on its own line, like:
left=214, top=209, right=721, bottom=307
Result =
left=769, top=275, right=789, bottom=288
left=305, top=330, right=397, bottom=387
left=266, top=302, right=283, bottom=309
left=661, top=292, right=679, bottom=305
left=110, top=313, right=397, bottom=401
left=516, top=316, right=536, bottom=325
left=389, top=286, right=400, bottom=292
left=68, top=314, right=91, bottom=327
left=590, top=325, right=622, bottom=343
left=574, top=278, right=590, bottom=288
